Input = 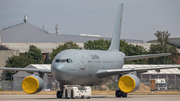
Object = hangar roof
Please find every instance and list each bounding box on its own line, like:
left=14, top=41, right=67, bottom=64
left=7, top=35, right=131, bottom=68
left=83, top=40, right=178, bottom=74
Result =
left=147, top=38, right=180, bottom=48
left=26, top=64, right=51, bottom=70
left=0, top=22, right=144, bottom=43
left=123, top=65, right=180, bottom=74
left=13, top=64, right=51, bottom=77
left=130, top=43, right=180, bottom=53
left=1, top=22, right=179, bottom=54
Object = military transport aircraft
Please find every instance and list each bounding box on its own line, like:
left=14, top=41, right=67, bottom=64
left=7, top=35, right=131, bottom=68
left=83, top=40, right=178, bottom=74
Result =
left=0, top=3, right=180, bottom=98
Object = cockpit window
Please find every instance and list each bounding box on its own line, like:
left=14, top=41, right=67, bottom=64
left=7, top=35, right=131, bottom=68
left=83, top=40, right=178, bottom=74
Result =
left=55, top=59, right=73, bottom=63
left=55, top=59, right=60, bottom=62
left=67, top=59, right=73, bottom=63
left=60, top=59, right=66, bottom=62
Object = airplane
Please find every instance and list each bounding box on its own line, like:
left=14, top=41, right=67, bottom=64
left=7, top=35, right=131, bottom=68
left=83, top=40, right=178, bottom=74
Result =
left=0, top=3, right=180, bottom=98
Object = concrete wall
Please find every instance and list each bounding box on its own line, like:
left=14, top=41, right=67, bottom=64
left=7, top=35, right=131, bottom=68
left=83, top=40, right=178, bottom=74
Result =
left=0, top=50, right=19, bottom=80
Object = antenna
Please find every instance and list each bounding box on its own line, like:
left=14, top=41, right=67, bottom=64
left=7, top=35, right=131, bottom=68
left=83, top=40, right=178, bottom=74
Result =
left=43, top=21, right=44, bottom=30
left=55, top=24, right=60, bottom=34
left=24, top=15, right=27, bottom=23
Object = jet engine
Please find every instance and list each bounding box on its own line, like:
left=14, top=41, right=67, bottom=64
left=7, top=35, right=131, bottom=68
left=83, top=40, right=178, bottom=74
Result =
left=22, top=75, right=44, bottom=94
left=118, top=74, right=140, bottom=93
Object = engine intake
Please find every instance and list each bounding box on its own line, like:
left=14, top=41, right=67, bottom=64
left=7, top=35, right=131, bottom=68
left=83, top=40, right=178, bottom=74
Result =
left=118, top=74, right=140, bottom=93
left=22, top=75, right=44, bottom=94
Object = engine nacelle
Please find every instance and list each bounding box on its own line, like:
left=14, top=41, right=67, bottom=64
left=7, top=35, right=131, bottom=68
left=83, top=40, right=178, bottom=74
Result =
left=22, top=75, right=44, bottom=94
left=118, top=74, right=140, bottom=93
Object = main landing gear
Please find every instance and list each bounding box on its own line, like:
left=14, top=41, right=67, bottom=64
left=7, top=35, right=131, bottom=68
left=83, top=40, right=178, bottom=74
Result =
left=116, top=90, right=127, bottom=98
left=110, top=75, right=127, bottom=98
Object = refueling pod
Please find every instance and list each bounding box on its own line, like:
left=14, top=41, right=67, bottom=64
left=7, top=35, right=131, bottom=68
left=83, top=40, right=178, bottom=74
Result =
left=22, top=75, right=44, bottom=94
left=118, top=74, right=140, bottom=93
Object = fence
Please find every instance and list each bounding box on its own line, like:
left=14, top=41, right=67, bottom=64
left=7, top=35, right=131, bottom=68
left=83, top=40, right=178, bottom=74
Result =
left=135, top=74, right=180, bottom=92
left=0, top=81, right=59, bottom=91
left=1, top=74, right=180, bottom=91
left=0, top=74, right=59, bottom=91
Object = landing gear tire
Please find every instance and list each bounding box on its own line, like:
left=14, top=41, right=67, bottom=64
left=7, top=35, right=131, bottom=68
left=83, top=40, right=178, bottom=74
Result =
left=122, top=92, right=127, bottom=98
left=116, top=90, right=122, bottom=97
left=71, top=90, right=75, bottom=99
left=116, top=90, right=127, bottom=98
left=81, top=95, right=85, bottom=99
left=56, top=91, right=62, bottom=98
left=65, top=89, right=69, bottom=99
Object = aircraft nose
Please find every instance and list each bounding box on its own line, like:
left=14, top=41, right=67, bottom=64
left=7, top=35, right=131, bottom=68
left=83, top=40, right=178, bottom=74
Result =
left=51, top=63, right=66, bottom=80
left=51, top=63, right=65, bottom=73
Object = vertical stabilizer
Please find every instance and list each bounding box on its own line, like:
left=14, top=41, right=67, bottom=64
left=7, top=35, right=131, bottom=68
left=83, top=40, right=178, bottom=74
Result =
left=108, top=3, right=123, bottom=51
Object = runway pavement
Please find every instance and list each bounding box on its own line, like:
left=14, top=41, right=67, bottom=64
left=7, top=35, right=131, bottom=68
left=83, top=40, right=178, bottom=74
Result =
left=0, top=95, right=180, bottom=101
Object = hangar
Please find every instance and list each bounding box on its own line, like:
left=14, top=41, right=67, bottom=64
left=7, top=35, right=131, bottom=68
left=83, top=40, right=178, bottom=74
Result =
left=0, top=16, right=180, bottom=91
left=0, top=17, right=143, bottom=80
left=147, top=39, right=180, bottom=64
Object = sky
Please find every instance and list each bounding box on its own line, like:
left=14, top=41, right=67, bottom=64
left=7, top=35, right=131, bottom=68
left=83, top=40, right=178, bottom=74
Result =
left=0, top=0, right=180, bottom=42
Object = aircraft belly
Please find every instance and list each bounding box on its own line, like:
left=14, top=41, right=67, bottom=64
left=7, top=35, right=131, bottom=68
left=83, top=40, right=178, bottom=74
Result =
left=65, top=76, right=109, bottom=86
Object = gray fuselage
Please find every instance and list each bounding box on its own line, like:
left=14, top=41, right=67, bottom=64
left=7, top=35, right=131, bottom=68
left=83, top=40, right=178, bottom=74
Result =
left=51, top=49, right=125, bottom=86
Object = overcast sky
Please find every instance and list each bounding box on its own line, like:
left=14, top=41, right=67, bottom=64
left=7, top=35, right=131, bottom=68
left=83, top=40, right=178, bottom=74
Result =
left=0, top=0, right=180, bottom=42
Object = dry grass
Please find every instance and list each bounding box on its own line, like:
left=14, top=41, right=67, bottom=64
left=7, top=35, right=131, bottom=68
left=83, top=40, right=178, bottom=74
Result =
left=0, top=91, right=56, bottom=95
left=134, top=83, right=151, bottom=93
left=0, top=90, right=180, bottom=95
left=130, top=91, right=180, bottom=95
left=0, top=82, right=179, bottom=95
left=92, top=91, right=180, bottom=95
left=92, top=91, right=115, bottom=95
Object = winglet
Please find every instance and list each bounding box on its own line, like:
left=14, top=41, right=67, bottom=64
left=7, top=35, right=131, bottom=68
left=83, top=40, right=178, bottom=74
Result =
left=108, top=3, right=123, bottom=51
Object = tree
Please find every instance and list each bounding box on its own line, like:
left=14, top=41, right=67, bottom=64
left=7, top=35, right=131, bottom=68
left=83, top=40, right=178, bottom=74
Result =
left=5, top=55, right=34, bottom=68
left=84, top=39, right=147, bottom=64
left=120, top=40, right=147, bottom=64
left=24, top=45, right=44, bottom=64
left=5, top=45, right=43, bottom=80
left=50, top=41, right=82, bottom=62
left=148, top=31, right=178, bottom=64
left=84, top=39, right=111, bottom=50
left=6, top=45, right=43, bottom=68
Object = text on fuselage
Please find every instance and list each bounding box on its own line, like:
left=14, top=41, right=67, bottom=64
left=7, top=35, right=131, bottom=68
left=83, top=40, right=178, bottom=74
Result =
left=89, top=54, right=100, bottom=59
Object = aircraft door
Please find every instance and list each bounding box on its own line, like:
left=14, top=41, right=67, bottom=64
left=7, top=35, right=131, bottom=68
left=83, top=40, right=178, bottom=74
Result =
left=76, top=54, right=85, bottom=70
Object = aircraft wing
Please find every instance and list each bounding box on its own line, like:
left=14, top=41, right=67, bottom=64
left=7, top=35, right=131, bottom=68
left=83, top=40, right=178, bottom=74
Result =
left=124, top=53, right=171, bottom=61
left=96, top=65, right=180, bottom=78
left=0, top=67, right=51, bottom=73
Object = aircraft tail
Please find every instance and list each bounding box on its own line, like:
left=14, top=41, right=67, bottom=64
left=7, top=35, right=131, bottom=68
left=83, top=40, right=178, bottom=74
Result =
left=108, top=3, right=123, bottom=51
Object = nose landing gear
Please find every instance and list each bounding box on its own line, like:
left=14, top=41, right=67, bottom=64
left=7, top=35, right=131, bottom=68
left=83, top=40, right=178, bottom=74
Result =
left=57, top=84, right=64, bottom=98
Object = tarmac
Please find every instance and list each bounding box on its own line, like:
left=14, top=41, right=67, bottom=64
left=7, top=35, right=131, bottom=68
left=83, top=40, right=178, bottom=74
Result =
left=0, top=95, right=180, bottom=101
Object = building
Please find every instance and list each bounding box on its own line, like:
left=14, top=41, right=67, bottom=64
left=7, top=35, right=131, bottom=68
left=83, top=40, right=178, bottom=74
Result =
left=123, top=65, right=180, bottom=90
left=0, top=16, right=143, bottom=80
left=147, top=38, right=180, bottom=64
left=0, top=16, right=180, bottom=91
left=12, top=64, right=58, bottom=91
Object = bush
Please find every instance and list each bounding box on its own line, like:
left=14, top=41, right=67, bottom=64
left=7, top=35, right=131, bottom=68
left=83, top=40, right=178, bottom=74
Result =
left=0, top=88, right=3, bottom=91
